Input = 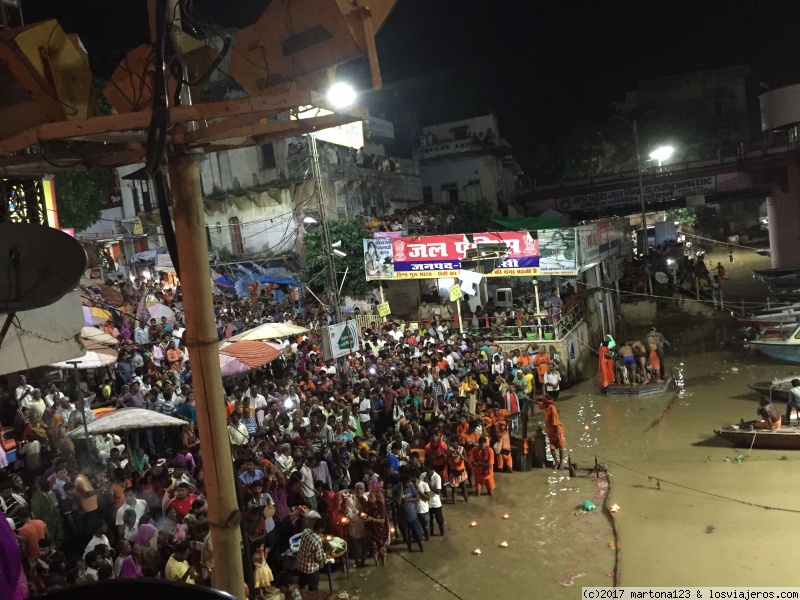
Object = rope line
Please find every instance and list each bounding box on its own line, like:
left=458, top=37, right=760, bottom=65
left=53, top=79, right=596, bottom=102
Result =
left=594, top=453, right=800, bottom=514
left=394, top=551, right=467, bottom=600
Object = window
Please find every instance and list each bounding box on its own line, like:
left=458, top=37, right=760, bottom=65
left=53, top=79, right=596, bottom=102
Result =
left=229, top=216, right=244, bottom=255
left=141, top=188, right=153, bottom=213
left=422, top=186, right=433, bottom=204
left=465, top=179, right=481, bottom=203
left=216, top=222, right=222, bottom=234
left=440, top=182, right=458, bottom=204
left=261, top=143, right=277, bottom=169
left=131, top=188, right=141, bottom=214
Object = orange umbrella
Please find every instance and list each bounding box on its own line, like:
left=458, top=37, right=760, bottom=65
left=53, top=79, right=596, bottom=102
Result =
left=218, top=341, right=283, bottom=376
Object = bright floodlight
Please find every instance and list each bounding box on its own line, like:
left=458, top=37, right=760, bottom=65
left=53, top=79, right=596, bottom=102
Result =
left=649, top=146, right=674, bottom=163
left=327, top=83, right=356, bottom=108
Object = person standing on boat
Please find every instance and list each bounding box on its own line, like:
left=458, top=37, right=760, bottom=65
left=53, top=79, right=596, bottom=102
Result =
left=754, top=397, right=781, bottom=430
left=646, top=326, right=669, bottom=382
left=785, top=379, right=800, bottom=426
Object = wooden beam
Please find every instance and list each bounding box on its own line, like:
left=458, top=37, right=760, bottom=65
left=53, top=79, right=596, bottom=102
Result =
left=0, top=91, right=319, bottom=156
left=181, top=113, right=264, bottom=145
left=186, top=112, right=361, bottom=145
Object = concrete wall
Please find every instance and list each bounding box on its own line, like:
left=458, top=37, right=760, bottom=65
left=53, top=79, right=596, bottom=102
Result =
left=421, top=115, right=499, bottom=143
left=205, top=189, right=296, bottom=258
left=621, top=300, right=658, bottom=326
left=420, top=155, right=501, bottom=210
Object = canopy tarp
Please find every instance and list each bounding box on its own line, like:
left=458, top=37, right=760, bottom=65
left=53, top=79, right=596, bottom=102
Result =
left=490, top=215, right=563, bottom=231
left=230, top=322, right=308, bottom=341
left=68, top=407, right=187, bottom=438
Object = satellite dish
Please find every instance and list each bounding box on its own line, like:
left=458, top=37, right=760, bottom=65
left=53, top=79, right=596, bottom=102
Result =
left=0, top=222, right=87, bottom=312
left=654, top=271, right=669, bottom=285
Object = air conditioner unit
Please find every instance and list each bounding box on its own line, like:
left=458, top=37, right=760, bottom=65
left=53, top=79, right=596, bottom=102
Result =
left=496, top=288, right=513, bottom=308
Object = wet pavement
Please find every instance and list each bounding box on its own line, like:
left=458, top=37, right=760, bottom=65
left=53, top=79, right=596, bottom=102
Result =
left=336, top=316, right=800, bottom=598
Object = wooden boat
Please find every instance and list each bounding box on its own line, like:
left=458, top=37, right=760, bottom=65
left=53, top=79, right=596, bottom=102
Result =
left=753, top=269, right=800, bottom=288
left=747, top=377, right=796, bottom=402
left=714, top=423, right=800, bottom=449
left=605, top=377, right=672, bottom=397
left=749, top=324, right=800, bottom=364
left=738, top=311, right=800, bottom=330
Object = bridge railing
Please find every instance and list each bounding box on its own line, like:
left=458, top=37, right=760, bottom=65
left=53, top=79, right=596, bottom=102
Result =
left=529, top=144, right=798, bottom=195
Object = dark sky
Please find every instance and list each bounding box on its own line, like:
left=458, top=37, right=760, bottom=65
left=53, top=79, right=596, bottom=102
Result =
left=25, top=0, right=800, bottom=156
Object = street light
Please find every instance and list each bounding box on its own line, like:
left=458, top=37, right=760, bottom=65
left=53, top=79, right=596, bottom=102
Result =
left=327, top=82, right=356, bottom=108
left=649, top=145, right=674, bottom=166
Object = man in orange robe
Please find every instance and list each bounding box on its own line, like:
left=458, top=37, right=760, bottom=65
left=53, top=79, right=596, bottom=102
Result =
left=495, top=420, right=512, bottom=473
left=538, top=396, right=566, bottom=469
left=597, top=340, right=615, bottom=391
left=534, top=347, right=551, bottom=385
left=469, top=437, right=495, bottom=496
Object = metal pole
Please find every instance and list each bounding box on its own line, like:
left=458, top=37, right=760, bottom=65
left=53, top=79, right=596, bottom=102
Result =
left=309, top=134, right=342, bottom=324
left=634, top=120, right=648, bottom=257
left=67, top=361, right=91, bottom=455
left=456, top=296, right=464, bottom=334
left=169, top=154, right=246, bottom=599
left=534, top=280, right=542, bottom=339
left=378, top=281, right=386, bottom=323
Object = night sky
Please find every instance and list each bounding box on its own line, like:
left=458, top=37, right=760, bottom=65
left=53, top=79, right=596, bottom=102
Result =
left=24, top=0, right=800, bottom=160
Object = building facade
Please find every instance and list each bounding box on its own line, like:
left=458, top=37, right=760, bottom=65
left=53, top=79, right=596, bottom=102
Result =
left=414, top=114, right=522, bottom=215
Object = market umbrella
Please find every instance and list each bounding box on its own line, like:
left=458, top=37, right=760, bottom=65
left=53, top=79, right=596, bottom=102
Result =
left=147, top=303, right=175, bottom=322
left=50, top=347, right=117, bottom=369
left=218, top=340, right=282, bottom=376
left=67, top=407, right=186, bottom=438
left=229, top=322, right=308, bottom=341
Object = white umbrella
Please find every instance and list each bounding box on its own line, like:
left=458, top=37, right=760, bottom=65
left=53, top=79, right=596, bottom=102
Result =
left=68, top=407, right=187, bottom=438
left=50, top=347, right=118, bottom=369
left=229, top=322, right=308, bottom=341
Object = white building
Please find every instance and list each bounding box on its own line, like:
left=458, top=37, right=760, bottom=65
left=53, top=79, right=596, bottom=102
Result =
left=414, top=114, right=522, bottom=215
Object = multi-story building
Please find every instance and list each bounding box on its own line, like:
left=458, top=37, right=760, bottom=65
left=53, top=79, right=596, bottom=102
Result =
left=81, top=112, right=422, bottom=265
left=414, top=114, right=522, bottom=215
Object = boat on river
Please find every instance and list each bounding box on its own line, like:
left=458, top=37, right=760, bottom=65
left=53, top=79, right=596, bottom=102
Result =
left=749, top=324, right=800, bottom=364
left=753, top=269, right=800, bottom=288
left=748, top=376, right=797, bottom=402
left=714, top=423, right=800, bottom=449
left=605, top=377, right=672, bottom=397
left=738, top=311, right=800, bottom=330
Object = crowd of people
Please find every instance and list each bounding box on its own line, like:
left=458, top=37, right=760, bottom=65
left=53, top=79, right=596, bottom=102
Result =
left=596, top=327, right=670, bottom=390
left=0, top=278, right=569, bottom=599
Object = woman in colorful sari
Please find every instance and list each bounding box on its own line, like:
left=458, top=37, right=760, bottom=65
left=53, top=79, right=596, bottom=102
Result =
left=597, top=339, right=615, bottom=392
left=132, top=520, right=160, bottom=571
left=362, top=490, right=390, bottom=566
left=53, top=424, right=74, bottom=463
left=30, top=478, right=64, bottom=548
left=0, top=517, right=27, bottom=600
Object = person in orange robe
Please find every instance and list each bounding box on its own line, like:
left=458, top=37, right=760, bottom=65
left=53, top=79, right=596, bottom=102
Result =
left=469, top=437, right=495, bottom=496
left=533, top=347, right=551, bottom=385
left=495, top=420, right=512, bottom=473
left=597, top=341, right=615, bottom=391
left=538, top=396, right=566, bottom=469
left=424, top=432, right=448, bottom=477
left=446, top=444, right=469, bottom=503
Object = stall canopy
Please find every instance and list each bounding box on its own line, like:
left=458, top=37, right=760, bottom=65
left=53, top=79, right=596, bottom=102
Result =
left=68, top=407, right=186, bottom=438
left=230, top=322, right=308, bottom=341
left=491, top=215, right=562, bottom=231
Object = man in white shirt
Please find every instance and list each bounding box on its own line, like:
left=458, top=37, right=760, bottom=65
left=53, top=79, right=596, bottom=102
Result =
left=133, top=324, right=149, bottom=346
left=298, top=459, right=317, bottom=509
left=357, top=390, right=371, bottom=425
left=45, top=383, right=67, bottom=408
left=116, top=488, right=149, bottom=538
left=388, top=324, right=404, bottom=342
left=420, top=460, right=444, bottom=536
left=413, top=474, right=431, bottom=541
left=15, top=375, right=33, bottom=403
left=543, top=368, right=562, bottom=401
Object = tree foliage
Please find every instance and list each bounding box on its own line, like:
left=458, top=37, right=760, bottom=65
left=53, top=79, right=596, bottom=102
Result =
left=54, top=169, right=109, bottom=232
left=49, top=76, right=114, bottom=232
left=452, top=199, right=495, bottom=234
left=302, top=218, right=371, bottom=298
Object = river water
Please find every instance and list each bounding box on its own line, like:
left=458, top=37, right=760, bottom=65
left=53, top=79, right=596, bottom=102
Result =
left=347, top=317, right=799, bottom=599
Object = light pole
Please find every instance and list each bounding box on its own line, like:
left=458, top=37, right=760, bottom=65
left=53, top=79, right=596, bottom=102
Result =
left=309, top=133, right=342, bottom=324
left=614, top=115, right=649, bottom=257
left=649, top=145, right=674, bottom=167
